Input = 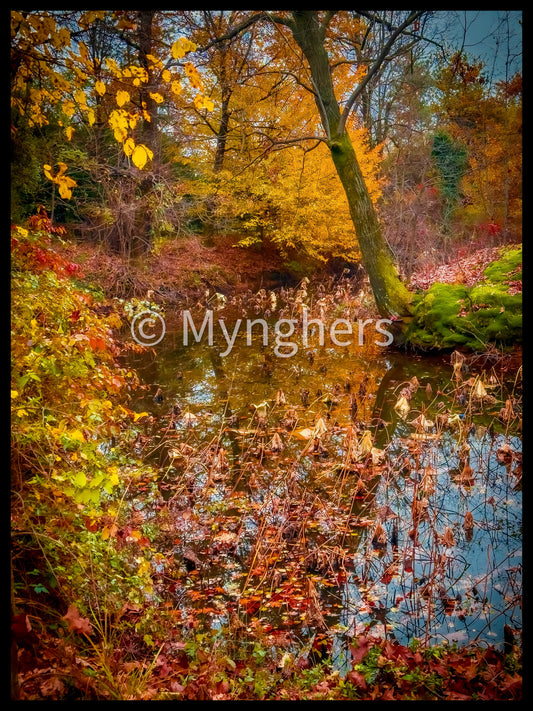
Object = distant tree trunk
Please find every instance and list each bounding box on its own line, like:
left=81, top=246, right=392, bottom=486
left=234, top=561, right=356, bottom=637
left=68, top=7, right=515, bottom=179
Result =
left=131, top=10, right=157, bottom=258
left=290, top=11, right=413, bottom=321
left=213, top=95, right=230, bottom=173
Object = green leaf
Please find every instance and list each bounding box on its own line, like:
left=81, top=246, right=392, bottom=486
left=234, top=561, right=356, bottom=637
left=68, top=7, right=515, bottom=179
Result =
left=73, top=471, right=87, bottom=488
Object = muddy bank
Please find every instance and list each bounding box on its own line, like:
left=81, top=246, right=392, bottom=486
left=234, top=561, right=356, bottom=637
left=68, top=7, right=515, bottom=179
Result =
left=58, top=234, right=362, bottom=305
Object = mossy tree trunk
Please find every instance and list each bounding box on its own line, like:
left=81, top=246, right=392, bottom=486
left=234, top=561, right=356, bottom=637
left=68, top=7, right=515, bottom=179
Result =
left=290, top=11, right=413, bottom=321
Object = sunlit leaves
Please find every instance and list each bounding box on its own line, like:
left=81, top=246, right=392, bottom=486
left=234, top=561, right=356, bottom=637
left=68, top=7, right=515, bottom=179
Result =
left=171, top=80, right=182, bottom=96
left=11, top=10, right=209, bottom=178
left=108, top=109, right=129, bottom=142
left=171, top=36, right=197, bottom=60
left=123, top=137, right=135, bottom=157
left=43, top=162, right=77, bottom=199
left=194, top=94, right=214, bottom=112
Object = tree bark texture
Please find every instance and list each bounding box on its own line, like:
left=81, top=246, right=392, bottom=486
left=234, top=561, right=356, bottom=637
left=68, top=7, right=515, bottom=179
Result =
left=291, top=11, right=413, bottom=320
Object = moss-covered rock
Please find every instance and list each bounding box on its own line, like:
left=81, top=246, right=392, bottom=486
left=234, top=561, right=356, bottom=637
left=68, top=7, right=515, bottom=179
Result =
left=405, top=246, right=522, bottom=350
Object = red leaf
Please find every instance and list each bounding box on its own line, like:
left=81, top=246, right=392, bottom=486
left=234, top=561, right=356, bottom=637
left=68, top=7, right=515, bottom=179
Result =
left=350, top=636, right=372, bottom=664
left=347, top=670, right=367, bottom=689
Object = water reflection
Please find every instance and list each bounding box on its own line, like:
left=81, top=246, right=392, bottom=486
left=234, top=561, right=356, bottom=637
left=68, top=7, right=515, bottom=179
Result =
left=123, top=307, right=522, bottom=654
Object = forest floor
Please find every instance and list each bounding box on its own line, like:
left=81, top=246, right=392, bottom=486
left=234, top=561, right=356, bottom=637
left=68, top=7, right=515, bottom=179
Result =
left=58, top=233, right=291, bottom=304
left=59, top=233, right=521, bottom=308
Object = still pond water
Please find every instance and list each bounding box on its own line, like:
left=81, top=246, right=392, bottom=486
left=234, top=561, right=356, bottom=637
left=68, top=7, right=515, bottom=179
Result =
left=123, top=287, right=522, bottom=664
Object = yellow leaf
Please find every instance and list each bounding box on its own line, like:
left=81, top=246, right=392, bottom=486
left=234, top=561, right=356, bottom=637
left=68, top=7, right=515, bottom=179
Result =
left=95, top=80, right=106, bottom=96
left=62, top=100, right=76, bottom=117
left=116, top=90, right=130, bottom=107
left=123, top=137, right=135, bottom=157
left=161, top=69, right=171, bottom=83
left=11, top=390, right=18, bottom=399
left=149, top=92, right=164, bottom=104
left=171, top=39, right=186, bottom=59
left=65, top=126, right=74, bottom=141
left=137, top=559, right=151, bottom=576
left=108, top=109, right=129, bottom=142
left=74, top=89, right=87, bottom=106
left=70, top=429, right=85, bottom=442
left=171, top=80, right=182, bottom=96
left=58, top=176, right=77, bottom=200
left=133, top=411, right=148, bottom=422
left=86, top=108, right=95, bottom=126
left=131, top=144, right=153, bottom=170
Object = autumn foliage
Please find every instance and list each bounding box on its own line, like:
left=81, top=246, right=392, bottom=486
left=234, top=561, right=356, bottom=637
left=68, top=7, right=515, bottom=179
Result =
left=11, top=9, right=521, bottom=702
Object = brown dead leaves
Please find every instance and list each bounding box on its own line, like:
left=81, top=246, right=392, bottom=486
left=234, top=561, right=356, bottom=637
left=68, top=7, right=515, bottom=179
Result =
left=62, top=604, right=93, bottom=635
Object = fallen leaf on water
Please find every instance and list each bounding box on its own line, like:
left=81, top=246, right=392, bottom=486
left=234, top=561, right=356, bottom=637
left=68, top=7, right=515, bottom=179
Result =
left=463, top=510, right=474, bottom=532
left=359, top=430, right=373, bottom=456
left=472, top=378, right=488, bottom=399
left=371, top=447, right=385, bottom=465
left=295, top=427, right=315, bottom=440
left=441, top=526, right=456, bottom=548
left=270, top=432, right=284, bottom=452
left=411, top=413, right=434, bottom=430
left=394, top=395, right=410, bottom=418
left=182, top=412, right=198, bottom=426
left=313, top=416, right=328, bottom=437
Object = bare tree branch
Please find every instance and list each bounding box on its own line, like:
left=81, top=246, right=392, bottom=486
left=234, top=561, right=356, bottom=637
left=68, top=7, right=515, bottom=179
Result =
left=196, top=11, right=268, bottom=52
left=338, top=10, right=425, bottom=134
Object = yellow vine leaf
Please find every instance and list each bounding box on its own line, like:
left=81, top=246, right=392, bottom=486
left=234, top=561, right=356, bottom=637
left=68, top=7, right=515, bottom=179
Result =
left=116, top=89, right=130, bottom=107
left=108, top=109, right=128, bottom=142
left=123, top=137, right=135, bottom=157
left=131, top=144, right=153, bottom=170
left=62, top=100, right=76, bottom=118
left=43, top=163, right=77, bottom=199
left=171, top=37, right=197, bottom=59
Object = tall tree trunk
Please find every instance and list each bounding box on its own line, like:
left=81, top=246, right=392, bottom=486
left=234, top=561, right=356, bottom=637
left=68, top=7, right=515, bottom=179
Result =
left=291, top=11, right=413, bottom=321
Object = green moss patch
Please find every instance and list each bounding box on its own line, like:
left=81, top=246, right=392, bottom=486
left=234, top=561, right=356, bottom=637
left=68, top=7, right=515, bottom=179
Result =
left=405, top=246, right=522, bottom=350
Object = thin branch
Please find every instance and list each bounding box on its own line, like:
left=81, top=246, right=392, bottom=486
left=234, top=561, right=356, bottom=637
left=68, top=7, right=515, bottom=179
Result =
left=255, top=131, right=328, bottom=148
left=197, top=11, right=268, bottom=52
left=338, top=10, right=425, bottom=135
